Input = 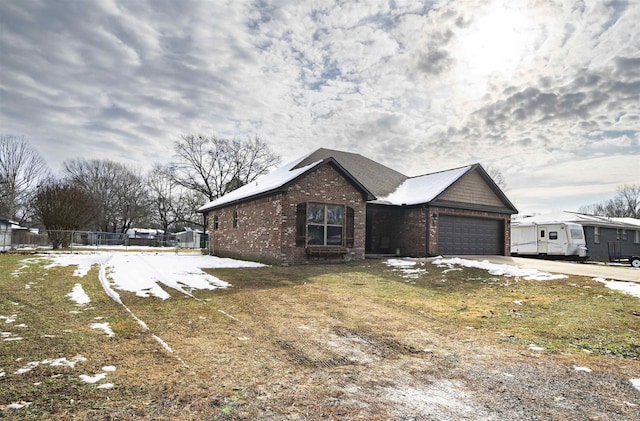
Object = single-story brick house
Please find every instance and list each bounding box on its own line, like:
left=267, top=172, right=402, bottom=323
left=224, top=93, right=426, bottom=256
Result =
left=198, top=148, right=517, bottom=264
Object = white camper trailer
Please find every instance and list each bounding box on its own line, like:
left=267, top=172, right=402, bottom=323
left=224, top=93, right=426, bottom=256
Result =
left=511, top=222, right=587, bottom=259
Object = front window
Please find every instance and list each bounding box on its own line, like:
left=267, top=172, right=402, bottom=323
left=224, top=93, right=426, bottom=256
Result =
left=307, top=203, right=343, bottom=246
left=594, top=227, right=600, bottom=244
left=622, top=229, right=627, bottom=241
left=570, top=228, right=583, bottom=239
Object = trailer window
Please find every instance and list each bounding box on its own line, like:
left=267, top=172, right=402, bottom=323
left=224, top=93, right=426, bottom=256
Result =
left=549, top=231, right=558, bottom=240
left=540, top=230, right=545, bottom=238
left=570, top=228, right=583, bottom=239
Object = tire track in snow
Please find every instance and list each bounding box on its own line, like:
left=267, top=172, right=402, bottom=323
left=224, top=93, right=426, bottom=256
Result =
left=98, top=256, right=189, bottom=368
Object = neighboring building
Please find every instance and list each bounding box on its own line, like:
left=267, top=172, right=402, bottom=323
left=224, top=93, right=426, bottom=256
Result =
left=514, top=212, right=640, bottom=261
left=0, top=218, right=40, bottom=250
left=126, top=228, right=174, bottom=247
left=0, top=217, right=11, bottom=251
left=198, top=148, right=517, bottom=264
left=175, top=228, right=205, bottom=249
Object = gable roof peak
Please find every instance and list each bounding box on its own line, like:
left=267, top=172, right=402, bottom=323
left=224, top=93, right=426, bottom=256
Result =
left=295, top=148, right=408, bottom=198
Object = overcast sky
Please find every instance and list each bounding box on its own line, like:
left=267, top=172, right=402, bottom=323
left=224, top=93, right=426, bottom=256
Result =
left=1, top=0, right=639, bottom=215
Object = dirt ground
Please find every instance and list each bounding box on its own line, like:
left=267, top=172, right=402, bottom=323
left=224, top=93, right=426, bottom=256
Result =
left=150, top=266, right=640, bottom=421
left=2, top=256, right=639, bottom=420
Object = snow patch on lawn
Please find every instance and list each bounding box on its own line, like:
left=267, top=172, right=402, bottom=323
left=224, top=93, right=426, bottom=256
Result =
left=79, top=373, right=107, bottom=383
left=47, top=252, right=264, bottom=300
left=90, top=322, right=114, bottom=337
left=68, top=283, right=91, bottom=305
left=47, top=253, right=110, bottom=277
left=14, top=355, right=87, bottom=374
left=385, top=259, right=427, bottom=279
left=593, top=278, right=640, bottom=299
left=433, top=257, right=567, bottom=281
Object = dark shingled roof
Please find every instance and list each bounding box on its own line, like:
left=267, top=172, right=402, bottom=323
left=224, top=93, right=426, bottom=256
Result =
left=294, top=148, right=408, bottom=198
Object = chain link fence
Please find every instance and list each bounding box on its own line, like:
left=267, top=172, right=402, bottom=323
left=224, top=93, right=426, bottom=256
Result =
left=0, top=229, right=206, bottom=252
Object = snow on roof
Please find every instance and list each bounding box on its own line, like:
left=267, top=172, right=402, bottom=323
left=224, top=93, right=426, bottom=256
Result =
left=515, top=211, right=640, bottom=228
left=371, top=165, right=471, bottom=206
left=612, top=217, right=640, bottom=227
left=198, top=152, right=322, bottom=212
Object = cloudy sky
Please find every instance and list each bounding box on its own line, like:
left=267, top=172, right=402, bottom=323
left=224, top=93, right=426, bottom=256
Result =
left=1, top=0, right=639, bottom=215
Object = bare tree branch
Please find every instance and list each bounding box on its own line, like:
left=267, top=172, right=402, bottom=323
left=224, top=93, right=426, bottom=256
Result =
left=578, top=184, right=640, bottom=218
left=169, top=134, right=281, bottom=201
left=0, top=135, right=50, bottom=223
left=64, top=158, right=149, bottom=232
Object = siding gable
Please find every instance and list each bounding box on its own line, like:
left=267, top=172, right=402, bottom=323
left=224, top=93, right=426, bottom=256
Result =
left=439, top=170, right=504, bottom=207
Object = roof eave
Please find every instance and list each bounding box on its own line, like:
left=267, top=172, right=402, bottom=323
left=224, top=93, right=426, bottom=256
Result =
left=198, top=157, right=376, bottom=213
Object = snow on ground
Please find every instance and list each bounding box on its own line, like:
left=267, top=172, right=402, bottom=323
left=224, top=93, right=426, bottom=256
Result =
left=79, top=373, right=107, bottom=383
left=90, top=322, right=114, bottom=337
left=593, top=278, right=640, bottom=299
left=47, top=253, right=111, bottom=277
left=14, top=356, right=87, bottom=375
left=385, top=259, right=428, bottom=280
left=67, top=283, right=91, bottom=305
left=432, top=257, right=568, bottom=281
left=47, top=252, right=264, bottom=300
left=1, top=250, right=263, bottom=400
left=386, top=257, right=640, bottom=300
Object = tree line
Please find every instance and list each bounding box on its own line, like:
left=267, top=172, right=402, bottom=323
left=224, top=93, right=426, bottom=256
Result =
left=0, top=134, right=280, bottom=245
left=578, top=184, right=640, bottom=219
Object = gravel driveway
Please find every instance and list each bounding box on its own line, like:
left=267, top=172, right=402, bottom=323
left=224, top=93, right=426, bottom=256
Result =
left=465, top=255, right=640, bottom=282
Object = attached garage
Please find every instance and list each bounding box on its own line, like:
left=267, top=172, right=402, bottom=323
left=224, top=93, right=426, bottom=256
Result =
left=438, top=215, right=504, bottom=255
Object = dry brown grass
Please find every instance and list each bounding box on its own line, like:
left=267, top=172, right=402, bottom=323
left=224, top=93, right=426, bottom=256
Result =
left=1, top=255, right=639, bottom=420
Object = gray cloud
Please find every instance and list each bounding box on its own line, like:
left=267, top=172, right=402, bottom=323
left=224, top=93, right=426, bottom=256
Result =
left=0, top=0, right=638, bottom=214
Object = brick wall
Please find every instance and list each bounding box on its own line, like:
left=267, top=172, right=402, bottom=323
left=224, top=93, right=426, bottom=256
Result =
left=282, top=163, right=367, bottom=264
left=206, top=162, right=367, bottom=264
left=366, top=205, right=426, bottom=257
left=208, top=194, right=285, bottom=264
left=397, top=207, right=427, bottom=256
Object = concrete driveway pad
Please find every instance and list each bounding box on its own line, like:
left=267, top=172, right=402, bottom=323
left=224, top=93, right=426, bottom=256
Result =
left=464, top=255, right=640, bottom=283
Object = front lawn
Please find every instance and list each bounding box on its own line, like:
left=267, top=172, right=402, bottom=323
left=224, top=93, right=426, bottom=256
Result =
left=1, top=253, right=639, bottom=419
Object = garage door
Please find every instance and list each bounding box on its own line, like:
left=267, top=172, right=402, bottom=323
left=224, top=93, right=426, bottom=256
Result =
left=438, top=215, right=504, bottom=255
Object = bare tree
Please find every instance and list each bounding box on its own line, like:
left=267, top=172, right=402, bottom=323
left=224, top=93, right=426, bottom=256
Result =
left=0, top=135, right=50, bottom=224
left=482, top=163, right=508, bottom=191
left=578, top=184, right=640, bottom=218
left=147, top=164, right=208, bottom=232
left=64, top=158, right=149, bottom=232
left=33, top=178, right=96, bottom=249
left=169, top=134, right=281, bottom=201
